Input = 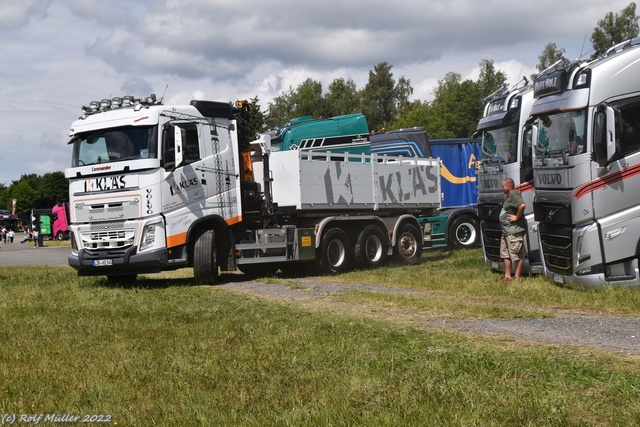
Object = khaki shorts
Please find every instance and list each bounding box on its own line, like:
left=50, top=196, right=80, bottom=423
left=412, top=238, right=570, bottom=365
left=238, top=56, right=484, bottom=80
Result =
left=500, top=232, right=525, bottom=260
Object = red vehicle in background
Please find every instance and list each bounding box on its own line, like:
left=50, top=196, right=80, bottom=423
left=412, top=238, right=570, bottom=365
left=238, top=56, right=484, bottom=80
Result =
left=51, top=202, right=70, bottom=240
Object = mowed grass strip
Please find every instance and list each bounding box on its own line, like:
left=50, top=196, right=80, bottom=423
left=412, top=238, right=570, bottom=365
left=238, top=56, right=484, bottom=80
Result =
left=335, top=249, right=640, bottom=316
left=0, top=264, right=638, bottom=426
left=334, top=289, right=554, bottom=320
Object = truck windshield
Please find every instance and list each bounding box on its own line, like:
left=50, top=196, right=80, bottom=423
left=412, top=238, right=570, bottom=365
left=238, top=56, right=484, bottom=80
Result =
left=535, top=110, right=587, bottom=156
left=70, top=125, right=158, bottom=167
left=480, top=123, right=518, bottom=164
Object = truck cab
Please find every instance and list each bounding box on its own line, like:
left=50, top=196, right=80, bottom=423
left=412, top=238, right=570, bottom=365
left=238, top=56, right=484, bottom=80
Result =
left=476, top=81, right=541, bottom=275
left=66, top=96, right=243, bottom=280
left=530, top=38, right=640, bottom=289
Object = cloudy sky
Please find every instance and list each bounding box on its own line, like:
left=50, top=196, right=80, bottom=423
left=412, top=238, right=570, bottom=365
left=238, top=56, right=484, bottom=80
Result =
left=0, top=0, right=633, bottom=186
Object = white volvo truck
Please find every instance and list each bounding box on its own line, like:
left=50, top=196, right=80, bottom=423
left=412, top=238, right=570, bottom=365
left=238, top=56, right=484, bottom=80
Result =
left=530, top=38, right=640, bottom=289
left=476, top=80, right=541, bottom=275
left=65, top=96, right=441, bottom=283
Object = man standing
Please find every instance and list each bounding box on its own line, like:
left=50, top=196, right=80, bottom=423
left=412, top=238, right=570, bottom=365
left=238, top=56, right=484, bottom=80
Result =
left=499, top=178, right=526, bottom=282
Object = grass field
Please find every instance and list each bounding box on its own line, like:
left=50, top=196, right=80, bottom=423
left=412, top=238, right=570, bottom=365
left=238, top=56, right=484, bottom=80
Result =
left=1, top=249, right=640, bottom=426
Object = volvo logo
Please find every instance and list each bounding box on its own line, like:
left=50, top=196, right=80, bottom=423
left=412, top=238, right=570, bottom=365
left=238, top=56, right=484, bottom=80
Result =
left=480, top=178, right=499, bottom=189
left=539, top=173, right=562, bottom=185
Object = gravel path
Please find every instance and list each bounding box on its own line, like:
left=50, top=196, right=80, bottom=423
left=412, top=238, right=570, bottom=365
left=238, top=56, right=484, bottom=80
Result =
left=427, top=316, right=640, bottom=354
left=220, top=277, right=640, bottom=356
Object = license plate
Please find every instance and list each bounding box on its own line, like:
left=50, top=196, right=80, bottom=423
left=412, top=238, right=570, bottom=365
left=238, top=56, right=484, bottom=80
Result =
left=490, top=261, right=499, bottom=269
left=92, top=259, right=113, bottom=267
left=552, top=273, right=564, bottom=284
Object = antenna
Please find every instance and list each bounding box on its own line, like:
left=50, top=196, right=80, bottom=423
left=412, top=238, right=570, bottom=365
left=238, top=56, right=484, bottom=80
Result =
left=160, top=84, right=168, bottom=103
left=579, top=35, right=587, bottom=58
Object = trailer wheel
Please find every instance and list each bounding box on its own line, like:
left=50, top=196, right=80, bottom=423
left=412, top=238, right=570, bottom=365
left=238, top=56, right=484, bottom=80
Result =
left=355, top=224, right=389, bottom=269
left=448, top=215, right=479, bottom=249
left=393, top=223, right=422, bottom=265
left=317, top=228, right=352, bottom=275
left=194, top=229, right=218, bottom=285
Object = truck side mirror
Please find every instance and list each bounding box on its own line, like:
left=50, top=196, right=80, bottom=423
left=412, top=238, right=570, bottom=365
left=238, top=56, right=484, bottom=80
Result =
left=605, top=105, right=617, bottom=162
left=174, top=125, right=184, bottom=168
left=530, top=125, right=540, bottom=157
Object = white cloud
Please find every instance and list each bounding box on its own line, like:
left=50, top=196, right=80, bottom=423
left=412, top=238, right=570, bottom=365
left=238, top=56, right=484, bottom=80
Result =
left=0, top=0, right=52, bottom=29
left=0, top=0, right=634, bottom=185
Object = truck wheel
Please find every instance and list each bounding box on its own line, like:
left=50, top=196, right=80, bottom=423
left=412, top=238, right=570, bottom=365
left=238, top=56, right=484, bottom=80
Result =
left=194, top=229, right=218, bottom=285
left=355, top=224, right=389, bottom=269
left=317, top=228, right=352, bottom=275
left=393, top=223, right=422, bottom=265
left=448, top=215, right=479, bottom=249
left=56, top=231, right=64, bottom=241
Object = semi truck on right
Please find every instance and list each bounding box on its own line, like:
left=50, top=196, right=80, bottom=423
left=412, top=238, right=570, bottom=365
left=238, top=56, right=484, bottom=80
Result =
left=529, top=37, right=640, bottom=289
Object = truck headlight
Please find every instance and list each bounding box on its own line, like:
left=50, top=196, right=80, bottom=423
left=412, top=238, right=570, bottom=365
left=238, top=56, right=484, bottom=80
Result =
left=140, top=219, right=163, bottom=251
left=70, top=231, right=78, bottom=254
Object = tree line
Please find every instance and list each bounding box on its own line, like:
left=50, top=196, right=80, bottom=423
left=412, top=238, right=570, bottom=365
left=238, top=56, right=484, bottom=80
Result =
left=0, top=172, right=68, bottom=220
left=246, top=3, right=639, bottom=138
left=1, top=3, right=637, bottom=213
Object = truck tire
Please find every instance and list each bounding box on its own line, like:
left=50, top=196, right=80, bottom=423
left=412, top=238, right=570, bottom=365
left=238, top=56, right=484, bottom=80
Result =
left=56, top=231, right=65, bottom=241
left=194, top=229, right=218, bottom=285
left=317, top=228, right=352, bottom=275
left=393, top=223, right=422, bottom=265
left=448, top=215, right=479, bottom=249
left=355, top=224, right=389, bottom=269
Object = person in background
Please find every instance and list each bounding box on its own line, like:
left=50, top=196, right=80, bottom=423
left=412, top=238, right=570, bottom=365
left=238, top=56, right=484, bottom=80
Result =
left=20, top=228, right=33, bottom=244
left=499, top=178, right=527, bottom=282
left=33, top=228, right=39, bottom=248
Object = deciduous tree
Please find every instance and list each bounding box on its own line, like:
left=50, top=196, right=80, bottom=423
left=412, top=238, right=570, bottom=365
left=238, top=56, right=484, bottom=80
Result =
left=325, top=77, right=360, bottom=117
left=537, top=43, right=567, bottom=71
left=359, top=62, right=410, bottom=130
left=591, top=2, right=639, bottom=56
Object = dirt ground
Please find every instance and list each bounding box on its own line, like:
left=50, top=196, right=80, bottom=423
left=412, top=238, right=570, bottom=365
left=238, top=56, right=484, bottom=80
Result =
left=219, top=276, right=640, bottom=357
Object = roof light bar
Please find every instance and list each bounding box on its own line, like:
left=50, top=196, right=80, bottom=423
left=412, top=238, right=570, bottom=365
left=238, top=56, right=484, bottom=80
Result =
left=122, top=95, right=134, bottom=107
left=79, top=93, right=160, bottom=117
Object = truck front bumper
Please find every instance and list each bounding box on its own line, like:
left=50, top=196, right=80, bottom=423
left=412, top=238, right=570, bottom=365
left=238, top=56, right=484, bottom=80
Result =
left=68, top=246, right=168, bottom=276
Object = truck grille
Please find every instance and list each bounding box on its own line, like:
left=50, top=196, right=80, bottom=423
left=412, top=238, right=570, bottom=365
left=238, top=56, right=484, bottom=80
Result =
left=89, top=221, right=125, bottom=231
left=481, top=221, right=502, bottom=262
left=534, top=202, right=572, bottom=225
left=478, top=202, right=502, bottom=262
left=478, top=202, right=501, bottom=222
left=77, top=225, right=136, bottom=249
left=539, top=223, right=573, bottom=275
left=74, top=199, right=141, bottom=222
